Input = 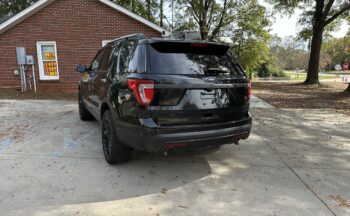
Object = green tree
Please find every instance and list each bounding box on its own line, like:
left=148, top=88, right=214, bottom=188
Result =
left=256, top=60, right=285, bottom=78
left=112, top=0, right=157, bottom=23
left=0, top=0, right=38, bottom=17
left=322, top=35, right=350, bottom=92
left=322, top=36, right=350, bottom=69
left=268, top=0, right=350, bottom=84
left=180, top=0, right=244, bottom=40
left=229, top=0, right=271, bottom=72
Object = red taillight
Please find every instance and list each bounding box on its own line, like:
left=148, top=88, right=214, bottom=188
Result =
left=247, top=80, right=251, bottom=99
left=127, top=79, right=154, bottom=106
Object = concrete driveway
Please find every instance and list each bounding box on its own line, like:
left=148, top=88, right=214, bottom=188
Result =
left=0, top=98, right=349, bottom=216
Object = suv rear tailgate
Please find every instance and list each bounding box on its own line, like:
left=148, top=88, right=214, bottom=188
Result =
left=143, top=41, right=250, bottom=126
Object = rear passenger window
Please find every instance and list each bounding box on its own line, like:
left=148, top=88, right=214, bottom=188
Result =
left=128, top=45, right=146, bottom=73
left=118, top=42, right=135, bottom=75
left=99, top=46, right=113, bottom=71
left=109, top=50, right=118, bottom=78
left=108, top=43, right=120, bottom=78
left=91, top=49, right=105, bottom=71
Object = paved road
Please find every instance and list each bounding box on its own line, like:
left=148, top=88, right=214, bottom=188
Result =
left=0, top=99, right=349, bottom=216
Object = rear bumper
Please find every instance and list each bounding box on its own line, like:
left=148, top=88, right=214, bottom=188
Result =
left=116, top=114, right=252, bottom=152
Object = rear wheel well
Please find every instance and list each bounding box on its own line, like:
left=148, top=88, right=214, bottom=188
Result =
left=100, top=103, right=110, bottom=119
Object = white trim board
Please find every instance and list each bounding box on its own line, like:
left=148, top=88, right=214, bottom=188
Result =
left=36, top=41, right=60, bottom=80
left=102, top=40, right=112, bottom=47
left=0, top=0, right=169, bottom=36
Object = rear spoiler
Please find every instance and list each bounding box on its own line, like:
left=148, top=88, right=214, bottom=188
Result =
left=149, top=41, right=230, bottom=55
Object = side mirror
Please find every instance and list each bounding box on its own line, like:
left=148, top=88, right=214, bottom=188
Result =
left=76, top=64, right=87, bottom=73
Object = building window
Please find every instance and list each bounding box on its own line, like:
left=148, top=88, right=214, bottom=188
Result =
left=36, top=41, right=59, bottom=80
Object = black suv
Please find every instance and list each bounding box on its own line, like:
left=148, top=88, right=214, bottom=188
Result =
left=77, top=33, right=252, bottom=164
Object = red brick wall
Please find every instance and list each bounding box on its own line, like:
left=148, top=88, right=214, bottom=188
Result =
left=0, top=0, right=161, bottom=92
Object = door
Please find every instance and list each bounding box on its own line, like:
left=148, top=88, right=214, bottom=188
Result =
left=89, top=45, right=114, bottom=114
left=108, top=41, right=139, bottom=121
left=83, top=48, right=105, bottom=111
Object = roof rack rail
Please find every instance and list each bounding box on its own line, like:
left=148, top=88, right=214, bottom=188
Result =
left=112, top=33, right=147, bottom=43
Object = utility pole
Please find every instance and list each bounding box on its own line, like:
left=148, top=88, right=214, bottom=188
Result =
left=171, top=0, right=174, bottom=32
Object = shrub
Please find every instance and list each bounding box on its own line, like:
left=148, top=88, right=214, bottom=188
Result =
left=257, top=62, right=285, bottom=77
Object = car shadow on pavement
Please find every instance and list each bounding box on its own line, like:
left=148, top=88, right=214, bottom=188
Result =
left=1, top=100, right=214, bottom=212
left=1, top=148, right=212, bottom=212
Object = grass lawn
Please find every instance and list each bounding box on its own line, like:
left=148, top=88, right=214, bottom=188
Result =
left=284, top=70, right=350, bottom=75
left=323, top=70, right=350, bottom=75
left=284, top=70, right=306, bottom=74
left=279, top=70, right=346, bottom=81
left=289, top=75, right=337, bottom=81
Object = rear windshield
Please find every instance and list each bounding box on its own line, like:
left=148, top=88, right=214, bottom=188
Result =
left=148, top=42, right=245, bottom=76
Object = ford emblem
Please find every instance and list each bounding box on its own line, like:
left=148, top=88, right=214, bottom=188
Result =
left=204, top=77, right=217, bottom=83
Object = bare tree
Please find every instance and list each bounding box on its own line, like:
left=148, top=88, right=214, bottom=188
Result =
left=183, top=0, right=241, bottom=40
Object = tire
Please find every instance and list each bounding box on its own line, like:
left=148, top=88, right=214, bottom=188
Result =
left=79, top=91, right=93, bottom=121
left=102, top=110, right=131, bottom=164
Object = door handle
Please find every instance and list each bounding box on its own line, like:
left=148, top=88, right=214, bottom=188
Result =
left=100, top=78, right=107, bottom=83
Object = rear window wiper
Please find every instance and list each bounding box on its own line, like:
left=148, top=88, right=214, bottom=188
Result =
left=205, top=68, right=230, bottom=74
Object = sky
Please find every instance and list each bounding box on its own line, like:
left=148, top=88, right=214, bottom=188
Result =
left=261, top=1, right=349, bottom=38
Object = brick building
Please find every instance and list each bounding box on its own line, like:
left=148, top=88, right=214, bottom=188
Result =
left=0, top=0, right=167, bottom=92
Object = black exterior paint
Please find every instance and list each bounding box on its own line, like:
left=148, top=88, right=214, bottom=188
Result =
left=78, top=35, right=252, bottom=152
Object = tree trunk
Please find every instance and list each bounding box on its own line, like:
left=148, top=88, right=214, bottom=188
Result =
left=200, top=20, right=209, bottom=40
left=131, top=0, right=135, bottom=12
left=304, top=0, right=325, bottom=85
left=199, top=2, right=209, bottom=40
left=160, top=0, right=163, bottom=27
left=237, top=28, right=244, bottom=61
left=146, top=0, right=151, bottom=21
left=345, top=83, right=350, bottom=93
left=305, top=26, right=324, bottom=84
